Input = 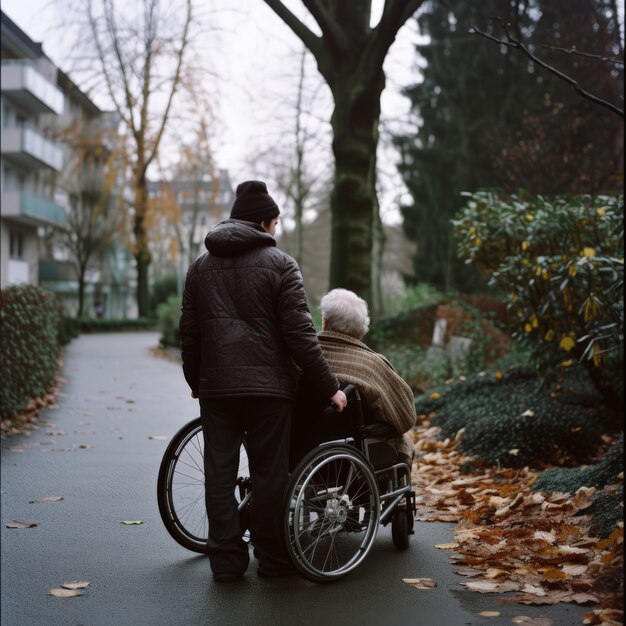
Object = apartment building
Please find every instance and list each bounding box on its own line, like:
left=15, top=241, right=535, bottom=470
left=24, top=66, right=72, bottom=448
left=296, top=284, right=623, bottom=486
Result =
left=0, top=10, right=65, bottom=287
left=39, top=67, right=134, bottom=318
left=1, top=11, right=134, bottom=317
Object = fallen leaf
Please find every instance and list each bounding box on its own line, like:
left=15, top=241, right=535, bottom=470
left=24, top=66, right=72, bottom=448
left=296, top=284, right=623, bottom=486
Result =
left=484, top=568, right=510, bottom=579
left=47, top=588, right=83, bottom=598
left=533, top=530, right=557, bottom=544
left=479, top=612, right=501, bottom=618
left=463, top=581, right=500, bottom=592
left=455, top=567, right=483, bottom=577
left=402, top=577, right=437, bottom=589
left=562, top=564, right=588, bottom=576
left=28, top=496, right=64, bottom=504
left=572, top=487, right=596, bottom=511
left=556, top=545, right=589, bottom=555
left=6, top=520, right=38, bottom=529
left=120, top=520, right=143, bottom=525
left=522, top=583, right=547, bottom=597
left=62, top=580, right=90, bottom=589
left=148, top=436, right=168, bottom=441
left=434, top=542, right=459, bottom=550
left=512, top=618, right=554, bottom=626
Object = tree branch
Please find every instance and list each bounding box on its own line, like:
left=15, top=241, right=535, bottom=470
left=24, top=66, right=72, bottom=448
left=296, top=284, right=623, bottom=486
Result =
left=367, top=0, right=424, bottom=74
left=302, top=0, right=347, bottom=55
left=104, top=0, right=141, bottom=138
left=541, top=44, right=624, bottom=67
left=472, top=18, right=624, bottom=119
left=87, top=0, right=132, bottom=131
left=262, top=0, right=324, bottom=60
left=145, top=0, right=192, bottom=169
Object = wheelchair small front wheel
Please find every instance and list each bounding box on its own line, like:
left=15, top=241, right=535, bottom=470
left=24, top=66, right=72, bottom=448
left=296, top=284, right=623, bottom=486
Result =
left=391, top=509, right=410, bottom=551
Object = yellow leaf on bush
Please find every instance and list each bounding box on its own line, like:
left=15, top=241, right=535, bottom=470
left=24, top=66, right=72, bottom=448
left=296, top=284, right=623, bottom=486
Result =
left=581, top=247, right=596, bottom=257
left=430, top=393, right=441, bottom=400
left=559, top=336, right=576, bottom=351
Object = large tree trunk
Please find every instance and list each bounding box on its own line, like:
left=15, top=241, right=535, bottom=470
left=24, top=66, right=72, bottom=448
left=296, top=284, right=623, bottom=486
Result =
left=262, top=0, right=423, bottom=315
left=77, top=265, right=86, bottom=318
left=133, top=174, right=152, bottom=317
left=329, top=70, right=385, bottom=309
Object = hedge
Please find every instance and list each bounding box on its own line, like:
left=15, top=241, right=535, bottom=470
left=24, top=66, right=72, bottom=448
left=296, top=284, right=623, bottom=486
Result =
left=0, top=285, right=62, bottom=419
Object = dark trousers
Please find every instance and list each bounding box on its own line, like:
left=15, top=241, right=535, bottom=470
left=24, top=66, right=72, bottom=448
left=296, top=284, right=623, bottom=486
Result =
left=200, top=396, right=293, bottom=577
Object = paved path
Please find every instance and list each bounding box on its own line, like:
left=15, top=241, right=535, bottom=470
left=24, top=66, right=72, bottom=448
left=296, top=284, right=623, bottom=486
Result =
left=1, top=333, right=588, bottom=626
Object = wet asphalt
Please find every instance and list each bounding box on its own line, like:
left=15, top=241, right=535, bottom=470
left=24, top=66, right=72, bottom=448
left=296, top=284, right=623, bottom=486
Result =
left=0, top=332, right=588, bottom=626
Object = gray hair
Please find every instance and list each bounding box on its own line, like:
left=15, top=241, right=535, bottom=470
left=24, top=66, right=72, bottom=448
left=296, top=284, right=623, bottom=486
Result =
left=320, top=289, right=370, bottom=339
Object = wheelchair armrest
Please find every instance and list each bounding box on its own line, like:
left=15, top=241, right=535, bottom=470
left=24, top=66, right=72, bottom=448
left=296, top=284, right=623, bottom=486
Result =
left=357, top=422, right=399, bottom=440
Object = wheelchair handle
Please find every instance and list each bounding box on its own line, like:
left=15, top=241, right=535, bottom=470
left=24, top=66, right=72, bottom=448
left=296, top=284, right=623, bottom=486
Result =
left=324, top=384, right=360, bottom=416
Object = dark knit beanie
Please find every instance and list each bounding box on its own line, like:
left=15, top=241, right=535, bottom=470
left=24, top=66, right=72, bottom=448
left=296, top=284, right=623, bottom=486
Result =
left=229, top=180, right=280, bottom=223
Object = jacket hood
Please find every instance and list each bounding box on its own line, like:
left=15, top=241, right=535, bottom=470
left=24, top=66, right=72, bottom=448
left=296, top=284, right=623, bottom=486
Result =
left=205, top=219, right=276, bottom=257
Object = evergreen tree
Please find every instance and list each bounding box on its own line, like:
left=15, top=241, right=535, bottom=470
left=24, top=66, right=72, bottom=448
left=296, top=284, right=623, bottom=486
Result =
left=396, top=0, right=623, bottom=292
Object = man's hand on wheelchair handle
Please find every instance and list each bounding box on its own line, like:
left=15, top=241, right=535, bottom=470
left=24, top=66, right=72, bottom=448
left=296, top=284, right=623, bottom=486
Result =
left=330, top=389, right=348, bottom=412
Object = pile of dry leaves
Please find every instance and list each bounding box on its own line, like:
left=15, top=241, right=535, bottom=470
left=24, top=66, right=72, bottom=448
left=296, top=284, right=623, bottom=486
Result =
left=410, top=420, right=624, bottom=626
left=0, top=381, right=64, bottom=438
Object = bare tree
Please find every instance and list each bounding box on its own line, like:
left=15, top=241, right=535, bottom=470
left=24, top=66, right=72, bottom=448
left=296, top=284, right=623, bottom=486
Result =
left=59, top=0, right=195, bottom=316
left=147, top=102, right=220, bottom=289
left=56, top=123, right=126, bottom=316
left=262, top=0, right=423, bottom=313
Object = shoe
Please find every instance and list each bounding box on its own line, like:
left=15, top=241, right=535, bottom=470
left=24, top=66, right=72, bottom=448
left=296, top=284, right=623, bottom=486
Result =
left=213, top=572, right=244, bottom=583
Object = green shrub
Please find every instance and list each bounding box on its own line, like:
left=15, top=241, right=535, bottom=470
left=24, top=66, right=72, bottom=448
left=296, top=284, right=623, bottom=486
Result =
left=453, top=191, right=624, bottom=409
left=367, top=298, right=512, bottom=391
left=415, top=363, right=622, bottom=469
left=157, top=294, right=182, bottom=347
left=76, top=317, right=156, bottom=333
left=149, top=274, right=179, bottom=319
left=0, top=285, right=62, bottom=419
left=57, top=313, right=80, bottom=346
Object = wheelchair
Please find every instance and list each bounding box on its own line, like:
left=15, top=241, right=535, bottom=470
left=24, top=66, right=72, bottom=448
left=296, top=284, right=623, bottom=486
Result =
left=157, top=384, right=416, bottom=583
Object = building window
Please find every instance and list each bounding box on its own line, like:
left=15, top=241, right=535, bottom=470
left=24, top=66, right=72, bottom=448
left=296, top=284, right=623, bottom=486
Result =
left=9, top=232, right=25, bottom=259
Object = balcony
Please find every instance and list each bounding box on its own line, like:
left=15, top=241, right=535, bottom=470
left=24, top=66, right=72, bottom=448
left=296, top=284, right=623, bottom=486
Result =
left=1, top=190, right=66, bottom=228
left=1, top=126, right=64, bottom=171
left=1, top=60, right=64, bottom=115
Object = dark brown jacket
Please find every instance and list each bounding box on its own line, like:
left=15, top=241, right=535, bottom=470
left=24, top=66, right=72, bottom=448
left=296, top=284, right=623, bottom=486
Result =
left=179, top=219, right=339, bottom=402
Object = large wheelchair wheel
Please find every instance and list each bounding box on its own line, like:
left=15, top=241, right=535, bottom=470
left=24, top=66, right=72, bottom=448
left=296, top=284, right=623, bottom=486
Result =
left=285, top=444, right=380, bottom=583
left=157, top=417, right=250, bottom=553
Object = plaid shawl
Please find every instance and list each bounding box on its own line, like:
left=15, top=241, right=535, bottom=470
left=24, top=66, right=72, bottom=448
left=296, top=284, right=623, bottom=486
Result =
left=318, top=331, right=417, bottom=459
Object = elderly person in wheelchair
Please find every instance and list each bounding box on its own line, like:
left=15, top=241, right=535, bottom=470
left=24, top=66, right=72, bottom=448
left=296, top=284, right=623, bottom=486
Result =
left=159, top=287, right=419, bottom=583
left=291, top=288, right=417, bottom=470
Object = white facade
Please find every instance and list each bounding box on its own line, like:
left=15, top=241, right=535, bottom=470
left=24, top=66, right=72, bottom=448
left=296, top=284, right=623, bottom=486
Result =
left=1, top=12, right=66, bottom=288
